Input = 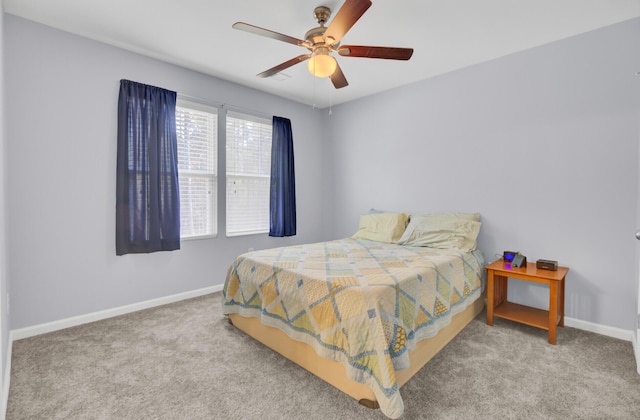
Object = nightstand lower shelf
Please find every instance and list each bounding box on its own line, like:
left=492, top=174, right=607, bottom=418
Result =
left=493, top=301, right=558, bottom=331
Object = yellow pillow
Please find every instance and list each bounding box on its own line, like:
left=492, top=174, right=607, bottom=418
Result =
left=352, top=213, right=410, bottom=243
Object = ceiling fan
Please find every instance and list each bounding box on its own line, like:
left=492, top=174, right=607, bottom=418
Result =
left=232, top=0, right=414, bottom=89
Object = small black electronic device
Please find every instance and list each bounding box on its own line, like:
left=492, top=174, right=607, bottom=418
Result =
left=503, top=251, right=518, bottom=263
left=536, top=259, right=558, bottom=271
left=511, top=254, right=527, bottom=268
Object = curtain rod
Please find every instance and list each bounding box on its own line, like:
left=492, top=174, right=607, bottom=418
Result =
left=177, top=93, right=273, bottom=120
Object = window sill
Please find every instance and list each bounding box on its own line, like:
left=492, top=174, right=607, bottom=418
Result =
left=181, top=234, right=217, bottom=241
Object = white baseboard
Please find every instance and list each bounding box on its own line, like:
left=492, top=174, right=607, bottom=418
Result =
left=565, top=316, right=634, bottom=342
left=11, top=285, right=223, bottom=341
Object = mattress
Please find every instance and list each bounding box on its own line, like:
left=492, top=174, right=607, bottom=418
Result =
left=222, top=238, right=485, bottom=418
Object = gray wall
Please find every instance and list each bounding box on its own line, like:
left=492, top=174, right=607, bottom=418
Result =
left=324, top=18, right=640, bottom=331
left=5, top=15, right=330, bottom=329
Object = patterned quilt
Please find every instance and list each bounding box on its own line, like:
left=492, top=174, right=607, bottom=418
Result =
left=222, top=238, right=485, bottom=419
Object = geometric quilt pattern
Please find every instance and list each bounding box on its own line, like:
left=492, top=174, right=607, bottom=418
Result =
left=222, top=238, right=485, bottom=419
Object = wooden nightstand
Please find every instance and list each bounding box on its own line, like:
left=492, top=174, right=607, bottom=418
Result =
left=485, top=259, right=569, bottom=344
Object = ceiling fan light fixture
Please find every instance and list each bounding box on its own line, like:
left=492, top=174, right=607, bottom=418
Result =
left=307, top=48, right=337, bottom=78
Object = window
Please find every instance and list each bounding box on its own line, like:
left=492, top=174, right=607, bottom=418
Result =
left=176, top=100, right=218, bottom=239
left=226, top=111, right=272, bottom=236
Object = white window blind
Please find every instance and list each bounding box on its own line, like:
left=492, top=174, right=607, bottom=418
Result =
left=226, top=111, right=272, bottom=236
left=176, top=100, right=217, bottom=239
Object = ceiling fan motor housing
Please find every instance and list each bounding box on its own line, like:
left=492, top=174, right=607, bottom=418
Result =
left=305, top=26, right=327, bottom=45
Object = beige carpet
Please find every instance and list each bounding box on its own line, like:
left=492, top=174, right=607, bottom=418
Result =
left=6, top=292, right=640, bottom=419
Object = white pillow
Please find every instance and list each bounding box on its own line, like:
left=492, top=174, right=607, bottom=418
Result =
left=397, top=213, right=481, bottom=252
left=410, top=212, right=481, bottom=222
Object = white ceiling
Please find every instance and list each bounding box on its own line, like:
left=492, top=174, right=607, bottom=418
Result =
left=5, top=0, right=640, bottom=108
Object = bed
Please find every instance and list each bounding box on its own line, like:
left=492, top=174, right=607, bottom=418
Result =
left=222, top=213, right=485, bottom=419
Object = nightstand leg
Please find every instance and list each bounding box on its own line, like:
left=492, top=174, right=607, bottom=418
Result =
left=498, top=275, right=508, bottom=304
left=548, top=281, right=558, bottom=345
left=559, top=277, right=565, bottom=327
left=487, top=271, right=495, bottom=326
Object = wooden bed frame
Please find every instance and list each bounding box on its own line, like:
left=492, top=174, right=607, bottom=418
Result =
left=228, top=294, right=485, bottom=409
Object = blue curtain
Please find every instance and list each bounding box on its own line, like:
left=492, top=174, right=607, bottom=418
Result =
left=116, top=80, right=180, bottom=255
left=269, top=116, right=297, bottom=237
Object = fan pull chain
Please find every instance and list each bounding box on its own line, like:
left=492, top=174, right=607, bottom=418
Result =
left=311, top=66, right=317, bottom=110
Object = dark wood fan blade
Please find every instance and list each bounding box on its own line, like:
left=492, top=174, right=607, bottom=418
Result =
left=323, top=0, right=372, bottom=45
left=233, top=22, right=310, bottom=47
left=257, top=54, right=310, bottom=78
left=338, top=45, right=414, bottom=60
left=330, top=63, right=349, bottom=89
